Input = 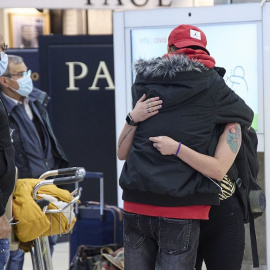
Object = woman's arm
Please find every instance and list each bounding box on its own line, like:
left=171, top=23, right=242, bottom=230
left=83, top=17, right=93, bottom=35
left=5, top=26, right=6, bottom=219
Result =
left=117, top=94, right=162, bottom=160
left=149, top=123, right=241, bottom=181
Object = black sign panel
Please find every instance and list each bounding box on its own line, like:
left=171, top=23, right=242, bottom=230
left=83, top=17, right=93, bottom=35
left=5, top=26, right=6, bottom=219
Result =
left=39, top=36, right=117, bottom=205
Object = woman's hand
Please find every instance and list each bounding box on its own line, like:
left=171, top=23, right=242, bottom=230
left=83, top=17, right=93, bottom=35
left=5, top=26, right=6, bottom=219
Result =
left=149, top=136, right=179, bottom=155
left=117, top=94, right=162, bottom=160
left=130, top=94, right=162, bottom=123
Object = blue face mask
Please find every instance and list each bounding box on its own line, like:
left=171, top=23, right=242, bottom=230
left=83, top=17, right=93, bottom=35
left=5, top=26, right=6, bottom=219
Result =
left=0, top=51, right=8, bottom=76
left=10, top=70, right=33, bottom=97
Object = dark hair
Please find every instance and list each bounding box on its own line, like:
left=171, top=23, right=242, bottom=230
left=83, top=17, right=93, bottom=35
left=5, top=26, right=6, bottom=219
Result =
left=169, top=44, right=180, bottom=52
left=169, top=44, right=210, bottom=55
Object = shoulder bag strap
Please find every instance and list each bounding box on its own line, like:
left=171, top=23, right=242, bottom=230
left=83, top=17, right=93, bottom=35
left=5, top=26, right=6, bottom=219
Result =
left=248, top=201, right=259, bottom=268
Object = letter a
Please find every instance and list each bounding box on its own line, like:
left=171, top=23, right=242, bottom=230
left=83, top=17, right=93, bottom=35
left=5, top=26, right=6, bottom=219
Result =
left=89, top=61, right=115, bottom=90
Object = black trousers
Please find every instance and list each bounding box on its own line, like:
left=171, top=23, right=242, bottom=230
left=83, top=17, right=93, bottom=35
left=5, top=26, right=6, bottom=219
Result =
left=195, top=195, right=245, bottom=270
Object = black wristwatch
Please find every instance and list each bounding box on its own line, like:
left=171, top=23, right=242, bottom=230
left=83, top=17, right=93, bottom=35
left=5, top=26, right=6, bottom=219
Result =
left=126, top=113, right=138, bottom=126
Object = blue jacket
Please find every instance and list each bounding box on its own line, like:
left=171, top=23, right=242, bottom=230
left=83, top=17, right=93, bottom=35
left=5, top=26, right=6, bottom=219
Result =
left=0, top=88, right=68, bottom=179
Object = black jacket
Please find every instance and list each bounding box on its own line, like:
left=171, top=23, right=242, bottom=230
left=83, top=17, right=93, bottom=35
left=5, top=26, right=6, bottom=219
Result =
left=0, top=99, right=15, bottom=216
left=120, top=54, right=254, bottom=207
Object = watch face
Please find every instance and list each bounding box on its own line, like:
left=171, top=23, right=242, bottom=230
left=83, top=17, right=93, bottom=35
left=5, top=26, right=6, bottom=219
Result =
left=126, top=114, right=132, bottom=124
left=126, top=113, right=137, bottom=126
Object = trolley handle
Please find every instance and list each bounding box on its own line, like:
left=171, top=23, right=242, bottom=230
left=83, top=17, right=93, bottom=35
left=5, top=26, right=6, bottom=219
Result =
left=52, top=175, right=84, bottom=185
left=33, top=170, right=86, bottom=200
left=39, top=167, right=85, bottom=180
left=57, top=167, right=81, bottom=175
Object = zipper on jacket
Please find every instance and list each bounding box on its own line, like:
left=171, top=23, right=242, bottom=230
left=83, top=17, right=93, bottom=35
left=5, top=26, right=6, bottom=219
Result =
left=203, top=174, right=223, bottom=195
left=9, top=128, right=15, bottom=143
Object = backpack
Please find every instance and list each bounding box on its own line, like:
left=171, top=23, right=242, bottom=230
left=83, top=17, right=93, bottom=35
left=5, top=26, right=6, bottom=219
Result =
left=229, top=126, right=266, bottom=268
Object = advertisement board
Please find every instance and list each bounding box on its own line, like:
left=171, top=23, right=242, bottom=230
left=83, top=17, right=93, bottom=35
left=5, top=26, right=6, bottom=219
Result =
left=131, top=22, right=260, bottom=130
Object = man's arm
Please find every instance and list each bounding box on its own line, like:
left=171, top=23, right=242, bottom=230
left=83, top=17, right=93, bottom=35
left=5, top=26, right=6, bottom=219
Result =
left=214, top=80, right=254, bottom=127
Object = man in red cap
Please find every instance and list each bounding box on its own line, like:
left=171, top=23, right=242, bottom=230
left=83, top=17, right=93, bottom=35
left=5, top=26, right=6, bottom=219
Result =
left=117, top=24, right=252, bottom=270
left=166, top=24, right=214, bottom=67
left=168, top=24, right=209, bottom=52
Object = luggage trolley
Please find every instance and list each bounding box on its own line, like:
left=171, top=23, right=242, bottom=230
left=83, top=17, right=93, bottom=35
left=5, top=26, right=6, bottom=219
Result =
left=31, top=167, right=86, bottom=270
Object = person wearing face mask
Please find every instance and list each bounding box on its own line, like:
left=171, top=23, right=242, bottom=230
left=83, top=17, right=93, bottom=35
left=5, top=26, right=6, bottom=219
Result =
left=0, top=34, right=16, bottom=270
left=0, top=54, right=68, bottom=270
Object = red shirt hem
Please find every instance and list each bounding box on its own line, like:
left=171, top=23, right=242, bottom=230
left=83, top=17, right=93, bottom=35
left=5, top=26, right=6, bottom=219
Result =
left=124, top=201, right=210, bottom=220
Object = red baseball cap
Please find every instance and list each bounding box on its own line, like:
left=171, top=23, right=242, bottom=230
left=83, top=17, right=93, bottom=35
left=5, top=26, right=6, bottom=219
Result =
left=168, top=24, right=209, bottom=54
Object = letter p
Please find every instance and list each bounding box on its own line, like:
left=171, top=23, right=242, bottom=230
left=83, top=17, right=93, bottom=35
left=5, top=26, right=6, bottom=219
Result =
left=66, top=62, right=88, bottom=90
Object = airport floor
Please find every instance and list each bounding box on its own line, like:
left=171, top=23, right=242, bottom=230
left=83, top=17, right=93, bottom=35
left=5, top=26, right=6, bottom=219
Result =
left=22, top=242, right=267, bottom=270
left=23, top=241, right=208, bottom=270
left=23, top=241, right=70, bottom=270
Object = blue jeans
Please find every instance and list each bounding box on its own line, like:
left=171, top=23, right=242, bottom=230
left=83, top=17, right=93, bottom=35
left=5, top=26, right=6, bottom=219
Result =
left=5, top=235, right=58, bottom=270
left=123, top=211, right=200, bottom=270
left=0, top=238, right=9, bottom=270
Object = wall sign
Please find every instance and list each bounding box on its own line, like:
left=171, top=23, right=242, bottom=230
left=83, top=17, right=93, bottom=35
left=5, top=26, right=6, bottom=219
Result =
left=1, top=0, right=176, bottom=9
left=39, top=35, right=117, bottom=205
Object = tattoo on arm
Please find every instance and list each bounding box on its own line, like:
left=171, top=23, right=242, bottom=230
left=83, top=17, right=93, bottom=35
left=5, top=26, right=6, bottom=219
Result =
left=226, top=123, right=241, bottom=153
left=118, top=128, right=133, bottom=149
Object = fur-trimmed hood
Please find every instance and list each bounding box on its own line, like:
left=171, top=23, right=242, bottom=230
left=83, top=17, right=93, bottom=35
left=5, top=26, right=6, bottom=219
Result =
left=133, top=54, right=208, bottom=78
left=132, top=54, right=217, bottom=110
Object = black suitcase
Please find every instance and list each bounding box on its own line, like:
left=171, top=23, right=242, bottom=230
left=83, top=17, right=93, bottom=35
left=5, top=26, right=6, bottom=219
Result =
left=69, top=172, right=123, bottom=262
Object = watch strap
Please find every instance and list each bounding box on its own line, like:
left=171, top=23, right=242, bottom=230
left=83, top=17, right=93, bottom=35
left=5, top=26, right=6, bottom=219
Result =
left=126, top=113, right=138, bottom=126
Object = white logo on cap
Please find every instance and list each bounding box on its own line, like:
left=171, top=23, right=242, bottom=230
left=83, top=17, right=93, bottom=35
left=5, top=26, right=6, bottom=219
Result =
left=190, top=30, right=201, bottom=40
